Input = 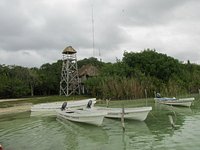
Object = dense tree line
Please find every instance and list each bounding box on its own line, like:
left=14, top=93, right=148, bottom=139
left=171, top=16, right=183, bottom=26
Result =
left=84, top=49, right=200, bottom=99
left=0, top=60, right=62, bottom=98
left=0, top=49, right=200, bottom=99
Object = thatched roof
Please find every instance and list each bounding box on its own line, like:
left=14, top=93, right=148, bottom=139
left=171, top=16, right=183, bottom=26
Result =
left=78, top=64, right=99, bottom=77
left=62, top=46, right=77, bottom=54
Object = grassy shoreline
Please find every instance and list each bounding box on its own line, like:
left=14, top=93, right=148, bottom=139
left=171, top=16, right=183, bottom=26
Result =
left=0, top=95, right=92, bottom=115
left=0, top=95, right=91, bottom=107
left=1, top=94, right=199, bottom=115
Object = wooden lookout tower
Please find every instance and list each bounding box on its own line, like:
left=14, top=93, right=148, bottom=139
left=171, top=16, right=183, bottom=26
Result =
left=60, top=46, right=80, bottom=96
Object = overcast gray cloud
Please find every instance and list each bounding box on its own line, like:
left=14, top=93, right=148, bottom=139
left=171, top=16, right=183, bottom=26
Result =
left=0, top=0, right=200, bottom=67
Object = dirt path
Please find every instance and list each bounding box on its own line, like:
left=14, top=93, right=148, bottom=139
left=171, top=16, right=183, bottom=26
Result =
left=0, top=98, right=31, bottom=103
left=0, top=103, right=32, bottom=115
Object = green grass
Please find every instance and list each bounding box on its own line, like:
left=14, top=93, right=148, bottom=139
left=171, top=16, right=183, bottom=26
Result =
left=0, top=95, right=91, bottom=108
left=1, top=93, right=199, bottom=108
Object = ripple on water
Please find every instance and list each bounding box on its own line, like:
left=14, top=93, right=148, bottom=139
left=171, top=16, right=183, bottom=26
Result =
left=1, top=102, right=200, bottom=150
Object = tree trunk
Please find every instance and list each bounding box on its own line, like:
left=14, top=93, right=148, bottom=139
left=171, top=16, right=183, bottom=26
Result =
left=30, top=84, right=34, bottom=97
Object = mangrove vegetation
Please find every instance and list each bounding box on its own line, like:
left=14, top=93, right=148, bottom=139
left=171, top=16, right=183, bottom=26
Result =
left=0, top=49, right=200, bottom=99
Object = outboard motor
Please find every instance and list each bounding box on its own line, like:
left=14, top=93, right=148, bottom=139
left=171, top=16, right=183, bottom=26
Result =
left=86, top=100, right=93, bottom=109
left=156, top=93, right=161, bottom=98
left=61, top=102, right=67, bottom=111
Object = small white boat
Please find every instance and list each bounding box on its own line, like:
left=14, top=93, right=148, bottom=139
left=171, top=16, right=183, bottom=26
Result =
left=154, top=97, right=195, bottom=107
left=94, top=106, right=152, bottom=121
left=57, top=109, right=107, bottom=126
left=30, top=98, right=96, bottom=116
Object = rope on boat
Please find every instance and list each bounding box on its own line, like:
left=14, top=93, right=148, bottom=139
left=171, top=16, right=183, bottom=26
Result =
left=149, top=112, right=159, bottom=120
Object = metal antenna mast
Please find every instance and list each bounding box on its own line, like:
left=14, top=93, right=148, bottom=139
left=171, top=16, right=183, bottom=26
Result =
left=91, top=1, right=95, bottom=57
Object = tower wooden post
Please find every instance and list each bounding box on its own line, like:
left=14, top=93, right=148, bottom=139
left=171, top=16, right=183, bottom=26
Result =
left=60, top=46, right=80, bottom=96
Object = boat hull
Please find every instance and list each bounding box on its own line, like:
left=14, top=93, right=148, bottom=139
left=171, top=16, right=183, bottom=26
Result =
left=95, top=107, right=152, bottom=121
left=154, top=97, right=194, bottom=107
left=31, top=98, right=96, bottom=116
left=57, top=109, right=107, bottom=126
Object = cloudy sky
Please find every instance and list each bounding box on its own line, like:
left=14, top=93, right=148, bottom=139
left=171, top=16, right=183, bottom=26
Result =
left=0, top=0, right=200, bottom=67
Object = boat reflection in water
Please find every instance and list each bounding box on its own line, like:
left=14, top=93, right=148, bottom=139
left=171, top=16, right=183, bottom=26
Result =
left=2, top=97, right=200, bottom=150
left=101, top=118, right=153, bottom=150
left=57, top=115, right=154, bottom=150
left=56, top=117, right=109, bottom=148
left=155, top=102, right=193, bottom=115
left=146, top=101, right=200, bottom=149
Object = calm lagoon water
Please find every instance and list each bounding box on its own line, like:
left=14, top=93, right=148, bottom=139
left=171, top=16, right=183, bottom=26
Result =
left=1, top=96, right=200, bottom=150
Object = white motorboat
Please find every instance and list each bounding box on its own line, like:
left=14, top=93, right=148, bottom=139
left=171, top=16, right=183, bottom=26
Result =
left=30, top=98, right=96, bottom=116
left=57, top=109, right=107, bottom=126
left=154, top=97, right=195, bottom=107
left=94, top=106, right=152, bottom=121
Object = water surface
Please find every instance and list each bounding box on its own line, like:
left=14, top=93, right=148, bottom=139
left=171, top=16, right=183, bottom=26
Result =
left=1, top=97, right=200, bottom=150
